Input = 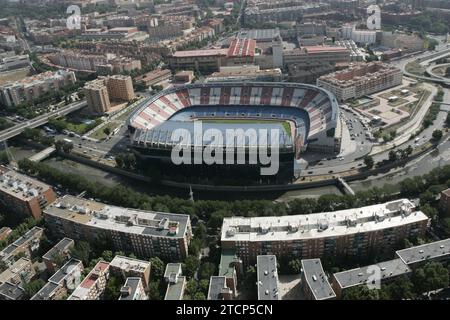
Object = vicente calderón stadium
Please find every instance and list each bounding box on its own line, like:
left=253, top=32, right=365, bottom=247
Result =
left=127, top=82, right=340, bottom=185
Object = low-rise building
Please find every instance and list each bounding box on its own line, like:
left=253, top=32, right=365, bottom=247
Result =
left=42, top=238, right=75, bottom=274
left=257, top=255, right=279, bottom=300
left=205, top=65, right=282, bottom=83
left=207, top=276, right=233, bottom=300
left=0, top=282, right=25, bottom=300
left=0, top=227, right=44, bottom=264
left=44, top=195, right=192, bottom=261
left=164, top=263, right=186, bottom=300
left=217, top=249, right=242, bottom=298
left=0, top=257, right=35, bottom=286
left=68, top=261, right=110, bottom=300
left=135, top=69, right=171, bottom=87
left=301, top=259, right=336, bottom=300
left=173, top=70, right=194, bottom=84
left=331, top=258, right=412, bottom=298
left=169, top=48, right=228, bottom=72
left=0, top=167, right=57, bottom=220
left=396, top=238, right=450, bottom=268
left=109, top=255, right=151, bottom=289
left=119, top=277, right=148, bottom=300
left=31, top=258, right=84, bottom=300
left=317, top=62, right=403, bottom=102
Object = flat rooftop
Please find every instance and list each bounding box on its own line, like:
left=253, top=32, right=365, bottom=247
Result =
left=44, top=195, right=190, bottom=239
left=0, top=227, right=43, bottom=261
left=0, top=257, right=31, bottom=284
left=208, top=276, right=231, bottom=300
left=0, top=166, right=53, bottom=201
left=333, top=258, right=411, bottom=290
left=172, top=48, right=228, bottom=58
left=396, top=238, right=450, bottom=265
left=219, top=249, right=240, bottom=278
left=119, top=277, right=143, bottom=300
left=110, top=255, right=150, bottom=273
left=42, top=238, right=74, bottom=261
left=257, top=255, right=279, bottom=300
left=164, top=263, right=182, bottom=281
left=0, top=282, right=25, bottom=300
left=68, top=261, right=109, bottom=300
left=222, top=199, right=428, bottom=242
left=237, top=29, right=280, bottom=41
left=301, top=259, right=336, bottom=300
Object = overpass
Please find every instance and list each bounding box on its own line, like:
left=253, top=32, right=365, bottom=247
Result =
left=336, top=177, right=355, bottom=196
left=0, top=100, right=87, bottom=142
left=402, top=48, right=450, bottom=86
left=28, top=146, right=56, bottom=162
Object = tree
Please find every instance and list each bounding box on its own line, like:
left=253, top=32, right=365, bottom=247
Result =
left=364, top=155, right=374, bottom=169
left=69, top=241, right=91, bottom=265
left=147, top=280, right=162, bottom=300
left=103, top=127, right=111, bottom=136
left=388, top=150, right=398, bottom=162
left=198, top=262, right=216, bottom=280
left=149, top=257, right=165, bottom=279
left=193, top=292, right=206, bottom=300
left=288, top=259, right=302, bottom=274
left=341, top=285, right=381, bottom=300
left=412, top=262, right=449, bottom=295
left=23, top=279, right=46, bottom=299
left=432, top=130, right=443, bottom=141
left=183, top=256, right=200, bottom=279
left=104, top=275, right=122, bottom=300
left=384, top=275, right=415, bottom=300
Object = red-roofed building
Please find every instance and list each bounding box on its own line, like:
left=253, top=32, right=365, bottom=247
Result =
left=226, top=39, right=256, bottom=66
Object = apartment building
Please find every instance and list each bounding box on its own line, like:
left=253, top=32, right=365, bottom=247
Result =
left=109, top=255, right=151, bottom=289
left=119, top=277, right=148, bottom=300
left=332, top=238, right=450, bottom=298
left=31, top=258, right=84, bottom=300
left=0, top=282, right=25, bottom=300
left=44, top=195, right=192, bottom=261
left=68, top=261, right=110, bottom=300
left=257, top=255, right=279, bottom=300
left=317, top=62, right=403, bottom=102
left=0, top=167, right=57, bottom=220
left=0, top=257, right=35, bottom=286
left=439, top=188, right=450, bottom=217
left=0, top=54, right=30, bottom=73
left=0, top=69, right=76, bottom=107
left=84, top=75, right=134, bottom=114
left=105, top=74, right=135, bottom=101
left=135, top=69, right=171, bottom=87
left=332, top=258, right=412, bottom=298
left=283, top=45, right=351, bottom=68
left=221, top=199, right=428, bottom=264
left=164, top=263, right=186, bottom=300
left=42, top=238, right=75, bottom=274
left=301, top=259, right=336, bottom=300
left=84, top=78, right=111, bottom=114
left=216, top=249, right=242, bottom=298
left=0, top=227, right=44, bottom=264
left=207, top=276, right=233, bottom=300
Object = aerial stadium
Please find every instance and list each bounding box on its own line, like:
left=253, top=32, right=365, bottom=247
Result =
left=127, top=82, right=340, bottom=184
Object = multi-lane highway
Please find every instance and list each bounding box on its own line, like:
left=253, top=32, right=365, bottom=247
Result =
left=0, top=100, right=87, bottom=142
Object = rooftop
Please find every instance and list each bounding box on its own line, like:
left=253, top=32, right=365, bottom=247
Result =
left=32, top=258, right=83, bottom=300
left=333, top=258, right=411, bottom=290
left=110, top=255, right=150, bottom=274
left=221, top=199, right=428, bottom=242
left=0, top=227, right=43, bottom=262
left=44, top=195, right=190, bottom=239
left=0, top=166, right=53, bottom=201
left=0, top=282, right=25, bottom=300
left=301, top=259, right=336, bottom=300
left=218, top=249, right=240, bottom=279
left=164, top=263, right=182, bottom=283
left=164, top=276, right=186, bottom=300
left=227, top=38, right=256, bottom=58
left=257, top=255, right=279, bottom=300
left=172, top=48, right=228, bottom=58
left=119, top=277, right=144, bottom=300
left=396, top=238, right=450, bottom=265
left=42, top=238, right=74, bottom=261
left=0, top=257, right=32, bottom=285
left=207, top=276, right=232, bottom=300
left=68, top=261, right=109, bottom=300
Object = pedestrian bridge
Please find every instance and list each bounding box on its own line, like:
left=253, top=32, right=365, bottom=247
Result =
left=29, top=147, right=56, bottom=162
